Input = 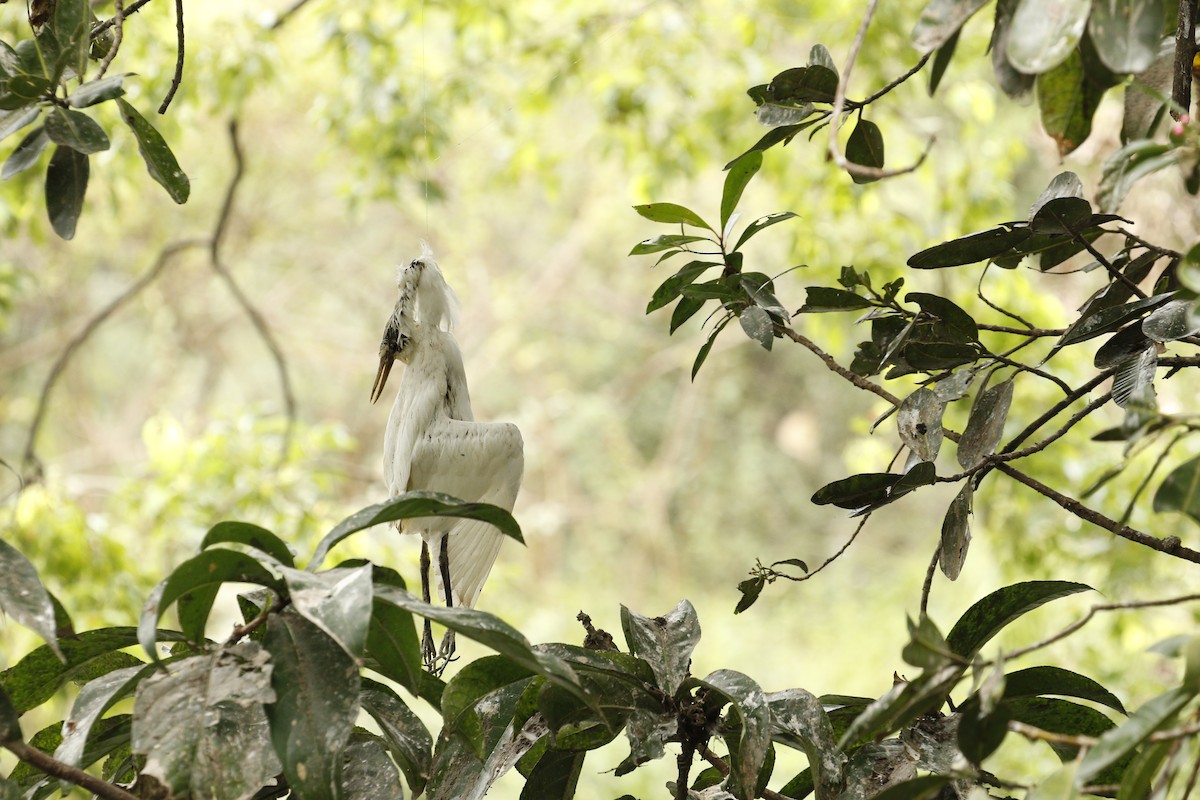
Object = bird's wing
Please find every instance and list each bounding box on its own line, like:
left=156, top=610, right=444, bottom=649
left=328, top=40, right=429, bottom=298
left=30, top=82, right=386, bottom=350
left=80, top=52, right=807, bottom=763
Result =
left=408, top=418, right=524, bottom=608
left=383, top=363, right=444, bottom=499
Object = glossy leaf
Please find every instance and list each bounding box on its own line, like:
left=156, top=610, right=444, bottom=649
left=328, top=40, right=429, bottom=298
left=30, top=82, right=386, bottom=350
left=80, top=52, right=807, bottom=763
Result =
left=669, top=295, right=706, bottom=333
left=0, top=106, right=38, bottom=143
left=1077, top=687, right=1193, bottom=784
left=200, top=521, right=296, bottom=566
left=1089, top=0, right=1166, bottom=73
left=907, top=226, right=1032, bottom=268
left=1006, top=0, right=1090, bottom=73
left=766, top=65, right=839, bottom=104
left=845, top=118, right=884, bottom=184
left=811, top=472, right=901, bottom=509
left=1000, top=666, right=1126, bottom=714
left=1029, top=171, right=1084, bottom=218
left=722, top=151, right=762, bottom=229
left=44, top=145, right=88, bottom=239
left=310, top=491, right=523, bottom=571
left=442, top=656, right=533, bottom=756
left=1098, top=139, right=1181, bottom=212
left=44, top=108, right=109, bottom=154
left=698, top=670, right=770, bottom=800
left=1029, top=196, right=1093, bottom=235
left=1094, top=324, right=1153, bottom=368
left=739, top=306, right=773, bottom=350
left=908, top=292, right=979, bottom=342
left=2, top=125, right=48, bottom=179
left=1057, top=292, right=1174, bottom=346
left=732, top=211, right=798, bottom=251
left=115, top=98, right=190, bottom=203
left=620, top=600, right=699, bottom=696
left=1036, top=50, right=1107, bottom=156
left=55, top=664, right=153, bottom=768
left=0, top=537, right=62, bottom=659
left=1153, top=455, right=1200, bottom=522
left=896, top=387, right=945, bottom=463
left=939, top=483, right=973, bottom=580
left=911, top=0, right=989, bottom=51
left=692, top=314, right=732, bottom=380
left=360, top=677, right=433, bottom=797
left=647, top=262, right=717, bottom=313
left=342, top=734, right=405, bottom=800
left=836, top=664, right=964, bottom=750
left=928, top=30, right=960, bottom=94
left=356, top=564, right=422, bottom=694
left=281, top=564, right=373, bottom=659
left=519, top=749, right=584, bottom=800
left=765, top=689, right=844, bottom=798
left=1142, top=298, right=1200, bottom=342
left=956, top=380, right=1014, bottom=469
left=66, top=73, right=129, bottom=108
left=263, top=608, right=360, bottom=800
left=946, top=581, right=1092, bottom=659
left=629, top=234, right=709, bottom=256
left=632, top=202, right=711, bottom=230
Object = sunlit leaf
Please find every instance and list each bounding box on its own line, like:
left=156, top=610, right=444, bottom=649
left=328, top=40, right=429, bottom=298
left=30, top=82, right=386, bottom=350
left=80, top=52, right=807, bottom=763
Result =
left=1077, top=687, right=1194, bottom=784
left=629, top=234, right=710, bottom=256
left=1088, top=0, right=1166, bottom=73
left=732, top=211, right=798, bottom=251
left=0, top=537, right=62, bottom=659
left=1006, top=0, right=1090, bottom=73
left=632, top=202, right=712, bottom=230
left=911, top=0, right=989, bottom=52
left=1036, top=50, right=1108, bottom=156
left=1142, top=299, right=1200, bottom=342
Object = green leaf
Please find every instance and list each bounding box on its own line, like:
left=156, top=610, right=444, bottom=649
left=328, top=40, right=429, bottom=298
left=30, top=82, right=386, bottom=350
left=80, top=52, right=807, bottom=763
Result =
left=765, top=65, right=839, bottom=104
left=1029, top=196, right=1093, bottom=234
left=131, top=646, right=280, bottom=800
left=54, top=664, right=153, bottom=768
left=520, top=749, right=584, bottom=800
left=1057, top=291, right=1174, bottom=346
left=355, top=564, right=422, bottom=694
left=837, top=664, right=964, bottom=749
left=139, top=548, right=281, bottom=657
left=902, top=613, right=951, bottom=670
left=1026, top=762, right=1082, bottom=800
left=360, top=678, right=433, bottom=797
left=51, top=0, right=87, bottom=80
left=697, top=670, right=770, bottom=800
left=1141, top=298, right=1200, bottom=342
left=1006, top=0, right=1090, bottom=73
left=1098, top=139, right=1181, bottom=213
left=0, top=537, right=62, bottom=659
left=956, top=380, right=1015, bottom=469
left=739, top=306, right=774, bottom=350
left=1000, top=666, right=1126, bottom=714
left=44, top=144, right=88, bottom=240
left=1078, top=687, right=1193, bottom=784
left=44, top=108, right=109, bottom=154
left=765, top=688, right=844, bottom=797
left=281, top=564, right=373, bottom=659
left=691, top=314, right=732, bottom=380
left=646, top=261, right=718, bottom=314
left=811, top=472, right=901, bottom=509
left=620, top=600, right=699, bottom=696
left=0, top=685, right=19, bottom=743
left=115, top=98, right=189, bottom=204
left=200, top=521, right=296, bottom=566
left=629, top=234, right=710, bottom=256
left=939, top=483, right=973, bottom=580
left=910, top=292, right=980, bottom=342
left=928, top=30, right=960, bottom=94
left=896, top=387, right=945, bottom=463
left=733, top=211, right=798, bottom=251
left=724, top=121, right=820, bottom=167
left=4, top=74, right=52, bottom=104
left=442, top=656, right=534, bottom=756
left=1036, top=49, right=1108, bottom=156
left=845, top=118, right=884, bottom=184
left=632, top=202, right=712, bottom=230
left=946, top=581, right=1093, bottom=659
left=911, top=0, right=989, bottom=52
left=722, top=150, right=762, bottom=229
left=907, top=225, right=1032, bottom=268
left=310, top=491, right=523, bottom=571
left=342, top=734, right=405, bottom=800
left=0, top=106, right=38, bottom=143
left=1118, top=739, right=1172, bottom=800
left=734, top=577, right=765, bottom=615
left=2, top=125, right=48, bottom=179
left=808, top=44, right=837, bottom=75
left=264, top=608, right=360, bottom=800
left=1088, top=0, right=1166, bottom=73
left=66, top=73, right=129, bottom=108
left=1153, top=455, right=1200, bottom=523
left=798, top=286, right=871, bottom=313
left=873, top=776, right=953, bottom=800
left=669, top=295, right=706, bottom=333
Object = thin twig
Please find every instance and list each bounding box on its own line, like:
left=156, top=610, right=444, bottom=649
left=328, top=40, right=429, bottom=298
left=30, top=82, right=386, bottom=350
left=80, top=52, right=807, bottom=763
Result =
left=1071, top=224, right=1147, bottom=300
left=20, top=240, right=209, bottom=480
left=778, top=514, right=871, bottom=584
left=225, top=596, right=287, bottom=647
left=2, top=739, right=141, bottom=800
left=209, top=120, right=297, bottom=463
left=920, top=544, right=939, bottom=615
left=1121, top=430, right=1189, bottom=524
left=780, top=325, right=900, bottom=407
left=987, top=353, right=1074, bottom=396
left=95, top=0, right=124, bottom=78
left=268, top=0, right=316, bottom=30
left=995, top=463, right=1200, bottom=562
left=91, top=0, right=154, bottom=37
left=1005, top=593, right=1200, bottom=661
left=977, top=323, right=1065, bottom=337
left=157, top=0, right=185, bottom=114
left=1008, top=720, right=1097, bottom=747
left=978, top=264, right=1038, bottom=331
left=854, top=52, right=934, bottom=107
left=997, top=370, right=1116, bottom=458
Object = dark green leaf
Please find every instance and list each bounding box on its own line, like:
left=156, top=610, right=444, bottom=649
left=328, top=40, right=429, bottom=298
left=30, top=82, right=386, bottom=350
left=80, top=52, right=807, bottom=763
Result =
left=1118, top=739, right=1172, bottom=800
left=799, top=286, right=871, bottom=313
left=1006, top=0, right=1090, bottom=73
left=772, top=557, right=809, bottom=573
left=1029, top=196, right=1093, bottom=235
left=44, top=144, right=88, bottom=240
left=54, top=664, right=152, bottom=767
left=0, top=106, right=38, bottom=143
left=692, top=315, right=732, bottom=380
left=1029, top=171, right=1084, bottom=218
left=200, top=521, right=295, bottom=566
left=946, top=581, right=1093, bottom=659
left=0, top=537, right=62, bottom=659
left=907, top=226, right=1032, bottom=268
left=939, top=483, right=973, bottom=580
left=44, top=108, right=109, bottom=154
left=357, top=565, right=422, bottom=694
left=1110, top=345, right=1156, bottom=409
left=1036, top=49, right=1109, bottom=156
left=310, top=491, right=523, bottom=571
left=1098, top=139, right=1181, bottom=213
left=845, top=118, right=884, bottom=184
left=908, top=292, right=979, bottom=341
left=836, top=664, right=964, bottom=749
left=722, top=150, right=762, bottom=229
left=732, top=211, right=798, bottom=251
left=872, top=775, right=953, bottom=800
left=360, top=678, right=432, bottom=796
left=115, top=98, right=189, bottom=204
left=812, top=472, right=901, bottom=509
left=900, top=342, right=979, bottom=371
left=680, top=278, right=740, bottom=302
left=520, top=749, right=584, bottom=800
left=1057, top=292, right=1174, bottom=346
left=342, top=734, right=405, bottom=800
left=282, top=564, right=373, bottom=659
left=51, top=0, right=87, bottom=79
left=724, top=121, right=820, bottom=167
left=1088, top=0, right=1166, bottom=73
left=629, top=234, right=710, bottom=256
left=139, top=548, right=280, bottom=658
left=632, top=202, right=712, bottom=230
left=66, top=73, right=129, bottom=108
left=911, top=0, right=990, bottom=51
left=2, top=125, right=48, bottom=179
left=1153, top=455, right=1200, bottom=523
left=734, top=577, right=765, bottom=614
left=1059, top=688, right=1184, bottom=784
left=669, top=295, right=705, bottom=333
left=739, top=306, right=773, bottom=350
left=958, top=701, right=1010, bottom=766
left=956, top=380, right=1015, bottom=469
left=442, top=656, right=534, bottom=756
left=0, top=685, right=19, bottom=742
left=620, top=600, right=699, bottom=696
left=264, top=609, right=360, bottom=800
left=766, top=65, right=839, bottom=104
left=991, top=0, right=1036, bottom=97
left=1094, top=321, right=1153, bottom=368
left=1000, top=666, right=1126, bottom=714
left=646, top=261, right=718, bottom=314
left=902, top=613, right=951, bottom=670
left=5, top=74, right=52, bottom=103
left=928, top=30, right=960, bottom=94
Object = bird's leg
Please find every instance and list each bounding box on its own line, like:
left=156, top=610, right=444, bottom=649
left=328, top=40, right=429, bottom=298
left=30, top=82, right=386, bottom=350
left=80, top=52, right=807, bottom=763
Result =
left=438, top=534, right=458, bottom=664
left=420, top=540, right=436, bottom=670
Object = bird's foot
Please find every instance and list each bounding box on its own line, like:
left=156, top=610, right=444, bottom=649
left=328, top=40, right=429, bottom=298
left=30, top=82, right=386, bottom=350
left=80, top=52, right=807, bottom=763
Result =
left=421, top=621, right=437, bottom=671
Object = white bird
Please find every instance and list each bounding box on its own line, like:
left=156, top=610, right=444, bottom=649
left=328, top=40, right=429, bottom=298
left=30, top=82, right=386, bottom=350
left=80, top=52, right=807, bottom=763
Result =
left=371, top=248, right=524, bottom=672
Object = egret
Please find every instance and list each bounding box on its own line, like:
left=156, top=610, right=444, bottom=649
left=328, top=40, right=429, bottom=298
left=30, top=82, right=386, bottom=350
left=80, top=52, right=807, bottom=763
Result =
left=370, top=248, right=524, bottom=673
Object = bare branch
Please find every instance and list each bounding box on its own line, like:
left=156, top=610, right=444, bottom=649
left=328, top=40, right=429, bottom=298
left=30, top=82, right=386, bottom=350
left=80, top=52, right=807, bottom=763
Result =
left=779, top=325, right=901, bottom=407
left=91, top=0, right=154, bottom=37
left=2, top=739, right=141, bottom=800
left=1008, top=720, right=1097, bottom=747
left=95, top=0, right=124, bottom=79
left=158, top=0, right=185, bottom=114
left=1006, top=593, right=1200, bottom=661
left=1172, top=0, right=1198, bottom=119
left=269, top=0, right=317, bottom=30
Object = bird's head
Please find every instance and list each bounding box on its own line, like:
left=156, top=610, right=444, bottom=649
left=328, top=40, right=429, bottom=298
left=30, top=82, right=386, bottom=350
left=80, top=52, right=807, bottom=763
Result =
left=370, top=249, right=459, bottom=403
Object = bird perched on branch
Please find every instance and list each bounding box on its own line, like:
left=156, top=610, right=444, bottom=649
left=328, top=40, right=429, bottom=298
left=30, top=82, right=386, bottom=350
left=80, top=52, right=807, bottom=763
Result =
left=371, top=247, right=524, bottom=673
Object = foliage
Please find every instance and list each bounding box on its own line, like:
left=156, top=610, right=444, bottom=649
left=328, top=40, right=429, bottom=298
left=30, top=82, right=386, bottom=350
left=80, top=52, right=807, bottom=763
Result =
left=3, top=1, right=1200, bottom=800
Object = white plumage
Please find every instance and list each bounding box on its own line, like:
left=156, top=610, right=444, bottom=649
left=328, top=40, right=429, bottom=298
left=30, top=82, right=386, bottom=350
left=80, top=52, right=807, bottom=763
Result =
left=371, top=249, right=523, bottom=668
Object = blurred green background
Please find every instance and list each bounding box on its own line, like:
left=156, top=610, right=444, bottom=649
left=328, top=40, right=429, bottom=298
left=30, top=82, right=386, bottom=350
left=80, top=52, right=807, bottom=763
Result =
left=3, top=1, right=1200, bottom=795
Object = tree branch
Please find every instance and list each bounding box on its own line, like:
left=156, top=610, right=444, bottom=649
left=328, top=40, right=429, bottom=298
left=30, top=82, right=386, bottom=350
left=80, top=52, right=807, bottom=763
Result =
left=91, top=0, right=154, bottom=37
left=1172, top=0, right=1198, bottom=119
left=696, top=744, right=789, bottom=800
left=1005, top=593, right=1200, bottom=661
left=779, top=325, right=901, bottom=407
left=2, top=739, right=140, bottom=800
left=95, top=0, right=125, bottom=79
left=157, top=0, right=185, bottom=114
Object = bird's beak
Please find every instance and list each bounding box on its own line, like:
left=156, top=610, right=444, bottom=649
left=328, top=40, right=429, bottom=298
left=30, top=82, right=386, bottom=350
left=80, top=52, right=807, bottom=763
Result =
left=370, top=316, right=405, bottom=404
